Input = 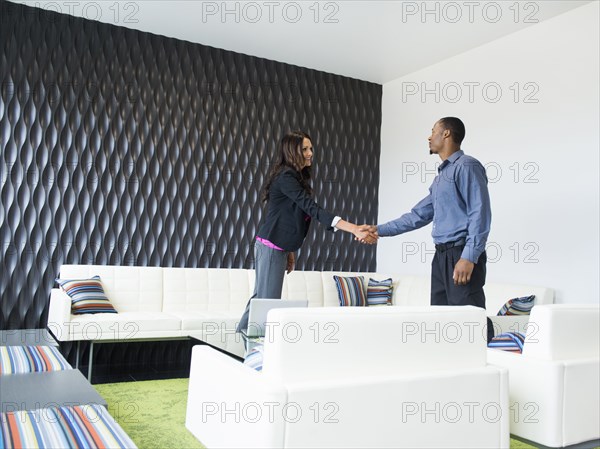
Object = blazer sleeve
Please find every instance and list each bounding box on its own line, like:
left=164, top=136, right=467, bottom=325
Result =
left=278, top=171, right=336, bottom=230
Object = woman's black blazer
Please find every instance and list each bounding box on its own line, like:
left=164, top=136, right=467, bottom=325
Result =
left=256, top=168, right=336, bottom=252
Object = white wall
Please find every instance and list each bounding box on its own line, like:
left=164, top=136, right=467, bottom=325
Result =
left=378, top=2, right=599, bottom=305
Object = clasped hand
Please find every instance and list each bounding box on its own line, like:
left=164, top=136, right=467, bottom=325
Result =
left=354, top=224, right=378, bottom=245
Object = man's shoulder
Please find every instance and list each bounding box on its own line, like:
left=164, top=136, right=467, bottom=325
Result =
left=456, top=153, right=485, bottom=170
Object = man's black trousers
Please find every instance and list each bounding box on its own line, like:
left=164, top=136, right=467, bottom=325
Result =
left=431, top=245, right=494, bottom=343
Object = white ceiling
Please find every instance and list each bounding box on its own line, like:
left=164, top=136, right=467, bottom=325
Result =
left=9, top=0, right=593, bottom=84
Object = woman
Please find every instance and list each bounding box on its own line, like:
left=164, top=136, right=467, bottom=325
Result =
left=237, top=131, right=375, bottom=332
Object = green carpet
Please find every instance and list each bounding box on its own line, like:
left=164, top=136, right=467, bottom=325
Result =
left=95, top=378, right=539, bottom=449
left=95, top=378, right=204, bottom=449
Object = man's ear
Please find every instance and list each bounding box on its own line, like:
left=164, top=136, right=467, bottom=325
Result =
left=443, top=129, right=451, bottom=139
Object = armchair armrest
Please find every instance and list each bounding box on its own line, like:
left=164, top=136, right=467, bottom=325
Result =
left=487, top=349, right=565, bottom=446
left=47, top=288, right=72, bottom=341
left=186, top=345, right=287, bottom=449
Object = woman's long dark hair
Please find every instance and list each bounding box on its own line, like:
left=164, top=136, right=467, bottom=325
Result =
left=262, top=131, right=313, bottom=202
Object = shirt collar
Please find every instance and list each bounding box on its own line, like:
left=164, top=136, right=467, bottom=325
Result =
left=438, top=150, right=464, bottom=172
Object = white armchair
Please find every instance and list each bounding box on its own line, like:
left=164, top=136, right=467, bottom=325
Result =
left=186, top=306, right=509, bottom=448
left=487, top=304, right=600, bottom=447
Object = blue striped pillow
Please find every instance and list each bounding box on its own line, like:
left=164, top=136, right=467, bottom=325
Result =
left=56, top=275, right=118, bottom=315
left=333, top=276, right=366, bottom=307
left=367, top=278, right=393, bottom=306
left=243, top=345, right=264, bottom=372
left=497, top=295, right=535, bottom=316
left=0, top=404, right=137, bottom=448
left=0, top=345, right=72, bottom=374
left=488, top=332, right=526, bottom=353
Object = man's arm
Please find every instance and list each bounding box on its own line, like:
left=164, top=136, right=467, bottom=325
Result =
left=457, top=162, right=491, bottom=264
left=452, top=161, right=491, bottom=285
left=376, top=194, right=434, bottom=237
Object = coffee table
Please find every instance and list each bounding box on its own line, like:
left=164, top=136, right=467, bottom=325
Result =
left=0, top=369, right=107, bottom=413
left=0, top=328, right=58, bottom=347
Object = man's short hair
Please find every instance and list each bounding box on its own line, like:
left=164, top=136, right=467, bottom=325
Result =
left=438, top=117, right=465, bottom=145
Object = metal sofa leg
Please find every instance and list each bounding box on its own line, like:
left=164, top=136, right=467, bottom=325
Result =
left=87, top=341, right=94, bottom=382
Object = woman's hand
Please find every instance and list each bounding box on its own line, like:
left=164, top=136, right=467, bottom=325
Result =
left=355, top=224, right=378, bottom=244
left=334, top=219, right=379, bottom=244
left=354, top=224, right=378, bottom=244
left=287, top=252, right=295, bottom=274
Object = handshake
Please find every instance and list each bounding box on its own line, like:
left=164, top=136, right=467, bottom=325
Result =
left=354, top=224, right=378, bottom=245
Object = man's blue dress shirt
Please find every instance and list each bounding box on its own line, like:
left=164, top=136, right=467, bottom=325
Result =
left=377, top=150, right=491, bottom=264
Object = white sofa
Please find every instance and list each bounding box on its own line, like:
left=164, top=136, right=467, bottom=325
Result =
left=48, top=264, right=554, bottom=358
left=487, top=304, right=600, bottom=448
left=186, top=305, right=510, bottom=448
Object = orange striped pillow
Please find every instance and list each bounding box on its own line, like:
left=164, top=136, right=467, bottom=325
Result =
left=333, top=275, right=367, bottom=307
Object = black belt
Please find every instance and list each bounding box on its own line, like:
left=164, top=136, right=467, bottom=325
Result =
left=435, top=239, right=466, bottom=251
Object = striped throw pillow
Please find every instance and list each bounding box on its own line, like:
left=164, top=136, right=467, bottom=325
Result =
left=56, top=275, right=118, bottom=315
left=0, top=345, right=71, bottom=374
left=497, top=295, right=535, bottom=316
left=367, top=278, right=393, bottom=306
left=487, top=332, right=526, bottom=353
left=0, top=404, right=137, bottom=448
left=333, top=275, right=367, bottom=307
left=243, top=345, right=264, bottom=372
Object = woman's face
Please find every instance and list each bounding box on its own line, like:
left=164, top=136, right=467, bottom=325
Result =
left=301, top=138, right=313, bottom=168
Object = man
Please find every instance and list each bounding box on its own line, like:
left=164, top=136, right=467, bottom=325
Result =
left=362, top=117, right=493, bottom=342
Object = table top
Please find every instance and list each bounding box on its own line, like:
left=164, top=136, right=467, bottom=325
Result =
left=0, top=329, right=58, bottom=347
left=0, top=369, right=107, bottom=412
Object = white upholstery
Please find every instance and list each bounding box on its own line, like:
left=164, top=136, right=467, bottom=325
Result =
left=281, top=271, right=326, bottom=306
left=186, top=346, right=287, bottom=449
left=49, top=264, right=554, bottom=358
left=57, top=265, right=164, bottom=313
left=162, top=268, right=253, bottom=313
left=68, top=312, right=182, bottom=341
left=483, top=282, right=554, bottom=319
left=262, top=306, right=488, bottom=383
left=487, top=304, right=600, bottom=447
left=393, top=275, right=433, bottom=306
left=186, top=306, right=510, bottom=448
left=522, top=304, right=600, bottom=361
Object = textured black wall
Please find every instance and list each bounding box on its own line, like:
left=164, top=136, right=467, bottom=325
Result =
left=0, top=1, right=382, bottom=330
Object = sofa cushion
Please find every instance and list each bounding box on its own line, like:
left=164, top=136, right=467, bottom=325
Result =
left=68, top=312, right=181, bottom=340
left=243, top=345, right=264, bottom=372
left=162, top=268, right=253, bottom=313
left=56, top=275, right=118, bottom=315
left=367, top=278, right=393, bottom=306
left=262, top=306, right=489, bottom=383
left=333, top=275, right=366, bottom=307
left=487, top=332, right=526, bottom=353
left=497, top=295, right=535, bottom=316
left=169, top=311, right=240, bottom=331
left=0, top=404, right=137, bottom=448
left=58, top=265, right=164, bottom=313
left=0, top=346, right=71, bottom=374
left=484, top=282, right=553, bottom=317
left=282, top=271, right=325, bottom=307
left=523, top=304, right=600, bottom=360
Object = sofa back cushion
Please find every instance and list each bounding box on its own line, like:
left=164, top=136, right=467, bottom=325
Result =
left=261, top=305, right=488, bottom=383
left=394, top=275, right=431, bottom=306
left=484, top=282, right=554, bottom=316
left=281, top=271, right=327, bottom=307
left=58, top=265, right=163, bottom=313
left=162, top=268, right=253, bottom=312
left=523, top=304, right=600, bottom=361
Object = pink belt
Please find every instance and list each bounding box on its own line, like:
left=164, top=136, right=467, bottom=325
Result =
left=256, top=236, right=284, bottom=251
